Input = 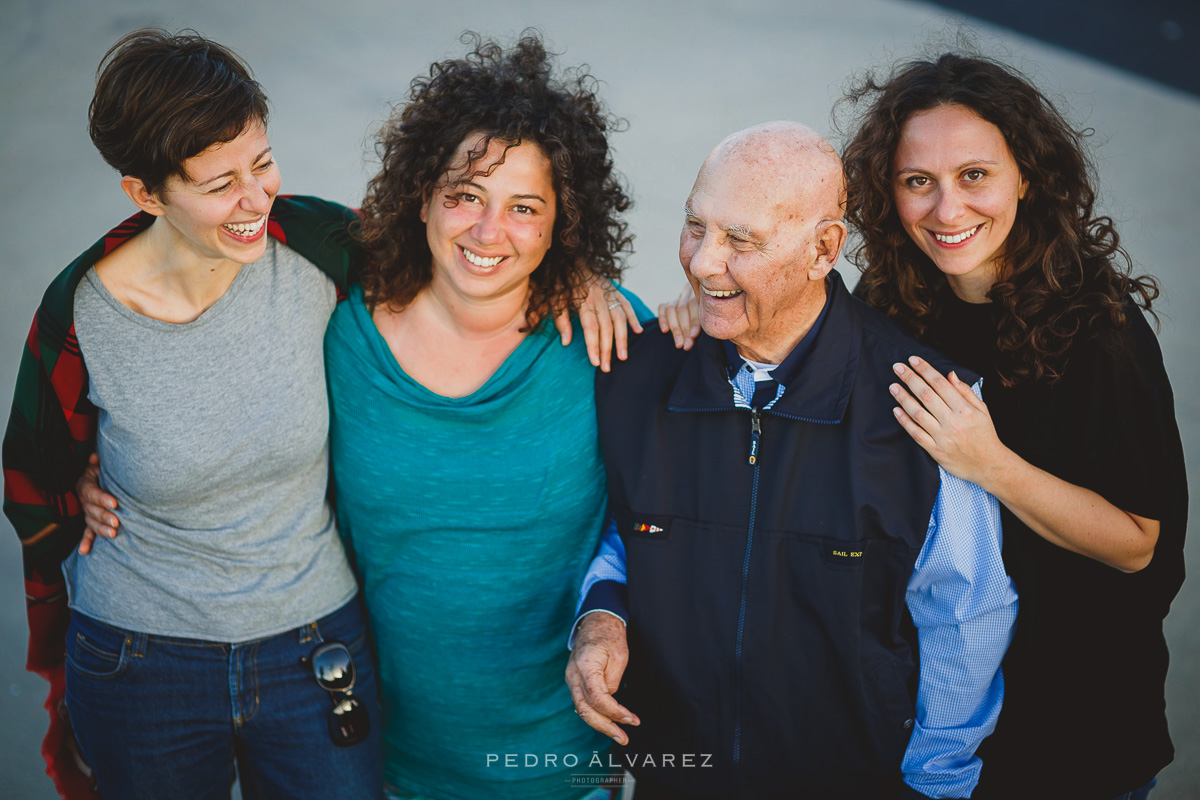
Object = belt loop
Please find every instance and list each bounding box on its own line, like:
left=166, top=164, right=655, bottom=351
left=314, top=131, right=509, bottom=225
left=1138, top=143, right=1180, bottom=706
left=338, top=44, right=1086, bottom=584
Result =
left=130, top=631, right=148, bottom=658
left=299, top=621, right=320, bottom=646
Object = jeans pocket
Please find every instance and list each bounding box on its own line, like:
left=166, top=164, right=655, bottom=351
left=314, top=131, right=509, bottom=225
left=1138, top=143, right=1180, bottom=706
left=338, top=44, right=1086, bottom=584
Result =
left=66, top=617, right=130, bottom=680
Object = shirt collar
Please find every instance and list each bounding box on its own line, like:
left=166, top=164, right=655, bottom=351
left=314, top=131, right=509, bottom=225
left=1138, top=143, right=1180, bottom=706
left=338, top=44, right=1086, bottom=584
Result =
left=721, top=279, right=833, bottom=388
left=668, top=271, right=859, bottom=423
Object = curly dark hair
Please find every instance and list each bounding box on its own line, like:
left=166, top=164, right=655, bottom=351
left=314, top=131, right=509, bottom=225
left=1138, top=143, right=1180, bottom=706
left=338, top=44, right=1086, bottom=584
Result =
left=357, top=32, right=633, bottom=328
left=840, top=52, right=1158, bottom=386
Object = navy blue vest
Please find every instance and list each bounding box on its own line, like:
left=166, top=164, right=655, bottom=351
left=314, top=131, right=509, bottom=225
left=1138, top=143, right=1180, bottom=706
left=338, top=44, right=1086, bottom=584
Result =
left=595, top=274, right=972, bottom=799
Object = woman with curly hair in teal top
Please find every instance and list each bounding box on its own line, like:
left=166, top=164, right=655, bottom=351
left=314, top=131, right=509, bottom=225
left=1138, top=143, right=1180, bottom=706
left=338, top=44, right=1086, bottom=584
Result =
left=324, top=33, right=650, bottom=800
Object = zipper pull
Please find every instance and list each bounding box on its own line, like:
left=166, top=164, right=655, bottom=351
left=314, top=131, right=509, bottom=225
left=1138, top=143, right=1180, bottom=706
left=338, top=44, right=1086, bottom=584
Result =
left=749, top=409, right=761, bottom=465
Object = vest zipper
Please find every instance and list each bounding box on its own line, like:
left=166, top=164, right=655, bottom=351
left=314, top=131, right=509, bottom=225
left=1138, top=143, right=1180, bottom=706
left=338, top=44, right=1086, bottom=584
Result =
left=733, top=408, right=762, bottom=789
left=748, top=409, right=761, bottom=464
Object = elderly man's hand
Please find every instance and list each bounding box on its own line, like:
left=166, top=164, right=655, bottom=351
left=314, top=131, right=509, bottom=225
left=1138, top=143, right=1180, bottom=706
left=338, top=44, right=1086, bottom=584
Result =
left=565, top=612, right=640, bottom=745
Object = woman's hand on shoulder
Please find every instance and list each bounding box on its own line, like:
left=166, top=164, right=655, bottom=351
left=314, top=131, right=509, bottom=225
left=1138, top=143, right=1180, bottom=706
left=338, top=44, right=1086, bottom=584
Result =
left=75, top=453, right=120, bottom=554
left=553, top=276, right=643, bottom=372
left=658, top=282, right=700, bottom=351
left=892, top=357, right=1161, bottom=572
left=889, top=356, right=1009, bottom=486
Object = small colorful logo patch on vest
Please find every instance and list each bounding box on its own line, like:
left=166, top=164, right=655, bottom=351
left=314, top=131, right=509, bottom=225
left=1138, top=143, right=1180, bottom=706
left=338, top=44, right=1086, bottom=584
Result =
left=628, top=518, right=671, bottom=539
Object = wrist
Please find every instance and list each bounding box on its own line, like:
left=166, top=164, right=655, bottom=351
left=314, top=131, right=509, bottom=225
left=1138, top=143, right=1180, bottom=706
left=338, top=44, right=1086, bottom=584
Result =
left=974, top=442, right=1024, bottom=500
left=579, top=610, right=626, bottom=645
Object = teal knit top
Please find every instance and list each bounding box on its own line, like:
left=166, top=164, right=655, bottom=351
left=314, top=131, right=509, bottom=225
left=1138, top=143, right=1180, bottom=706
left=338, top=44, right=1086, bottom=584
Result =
left=326, top=285, right=650, bottom=800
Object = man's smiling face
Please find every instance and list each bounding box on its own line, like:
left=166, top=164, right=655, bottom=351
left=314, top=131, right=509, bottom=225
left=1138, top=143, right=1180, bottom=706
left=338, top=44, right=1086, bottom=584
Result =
left=678, top=124, right=844, bottom=364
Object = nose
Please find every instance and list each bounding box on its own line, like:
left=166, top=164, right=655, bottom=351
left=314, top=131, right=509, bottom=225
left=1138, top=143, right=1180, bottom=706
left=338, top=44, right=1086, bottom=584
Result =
left=240, top=175, right=273, bottom=215
left=681, top=228, right=726, bottom=281
left=932, top=185, right=965, bottom=226
left=472, top=205, right=504, bottom=245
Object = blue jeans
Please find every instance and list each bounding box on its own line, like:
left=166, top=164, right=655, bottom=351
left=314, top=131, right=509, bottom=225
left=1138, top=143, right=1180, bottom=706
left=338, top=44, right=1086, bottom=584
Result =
left=1112, top=778, right=1157, bottom=800
left=64, top=596, right=383, bottom=800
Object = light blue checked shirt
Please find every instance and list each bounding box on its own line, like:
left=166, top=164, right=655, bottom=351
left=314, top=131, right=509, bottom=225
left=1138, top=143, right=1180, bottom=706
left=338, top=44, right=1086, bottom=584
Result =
left=578, top=366, right=1018, bottom=799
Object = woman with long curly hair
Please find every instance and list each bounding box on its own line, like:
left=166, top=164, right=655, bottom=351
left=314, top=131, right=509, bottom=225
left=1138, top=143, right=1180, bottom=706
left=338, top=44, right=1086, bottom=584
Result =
left=322, top=34, right=649, bottom=800
left=841, top=53, right=1187, bottom=799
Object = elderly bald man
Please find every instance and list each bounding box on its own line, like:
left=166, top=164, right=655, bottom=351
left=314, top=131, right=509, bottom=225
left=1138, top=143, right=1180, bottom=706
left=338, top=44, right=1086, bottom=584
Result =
left=566, top=123, right=1018, bottom=799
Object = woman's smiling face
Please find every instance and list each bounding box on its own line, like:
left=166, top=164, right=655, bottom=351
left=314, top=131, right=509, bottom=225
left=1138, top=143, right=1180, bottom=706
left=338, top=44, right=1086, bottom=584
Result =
left=151, top=121, right=280, bottom=268
left=892, top=104, right=1028, bottom=303
left=421, top=134, right=556, bottom=307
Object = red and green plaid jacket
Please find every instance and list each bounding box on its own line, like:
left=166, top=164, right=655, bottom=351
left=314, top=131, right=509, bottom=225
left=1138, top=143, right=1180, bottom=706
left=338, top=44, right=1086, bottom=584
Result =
left=2, top=195, right=363, bottom=798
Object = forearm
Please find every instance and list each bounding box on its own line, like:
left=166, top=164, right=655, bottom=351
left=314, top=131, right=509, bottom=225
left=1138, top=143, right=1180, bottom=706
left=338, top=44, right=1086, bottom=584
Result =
left=980, top=447, right=1159, bottom=572
left=904, top=570, right=1017, bottom=798
left=903, top=469, right=1017, bottom=798
left=902, top=612, right=1014, bottom=798
left=570, top=520, right=628, bottom=648
left=891, top=364, right=1159, bottom=573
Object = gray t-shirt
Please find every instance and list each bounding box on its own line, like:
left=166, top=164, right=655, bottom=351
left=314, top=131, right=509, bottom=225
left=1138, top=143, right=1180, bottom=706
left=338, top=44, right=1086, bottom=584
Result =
left=63, top=239, right=358, bottom=642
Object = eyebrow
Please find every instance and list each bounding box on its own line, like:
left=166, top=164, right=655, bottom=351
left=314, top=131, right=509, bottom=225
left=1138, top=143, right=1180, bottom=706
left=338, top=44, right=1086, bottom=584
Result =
left=683, top=204, right=761, bottom=242
left=195, top=147, right=273, bottom=186
left=894, top=158, right=1001, bottom=176
left=450, top=179, right=548, bottom=204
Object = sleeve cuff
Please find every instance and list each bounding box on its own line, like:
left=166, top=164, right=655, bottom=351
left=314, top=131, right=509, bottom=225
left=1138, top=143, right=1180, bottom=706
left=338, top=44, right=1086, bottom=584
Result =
left=567, top=580, right=628, bottom=651
left=579, top=579, right=628, bottom=621
left=902, top=775, right=966, bottom=800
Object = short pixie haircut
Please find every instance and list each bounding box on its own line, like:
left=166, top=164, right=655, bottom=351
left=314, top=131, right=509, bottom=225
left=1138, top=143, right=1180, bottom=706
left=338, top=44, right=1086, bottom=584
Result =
left=88, top=28, right=269, bottom=196
left=358, top=32, right=633, bottom=328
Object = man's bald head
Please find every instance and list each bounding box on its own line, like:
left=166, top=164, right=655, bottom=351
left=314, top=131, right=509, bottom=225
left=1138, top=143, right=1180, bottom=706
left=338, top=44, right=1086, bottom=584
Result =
left=699, top=121, right=846, bottom=224
left=679, top=122, right=849, bottom=364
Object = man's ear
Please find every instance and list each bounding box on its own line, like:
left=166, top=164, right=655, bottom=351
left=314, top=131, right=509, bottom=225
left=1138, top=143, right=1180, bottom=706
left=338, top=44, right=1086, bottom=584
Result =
left=809, top=219, right=847, bottom=281
left=119, top=175, right=167, bottom=217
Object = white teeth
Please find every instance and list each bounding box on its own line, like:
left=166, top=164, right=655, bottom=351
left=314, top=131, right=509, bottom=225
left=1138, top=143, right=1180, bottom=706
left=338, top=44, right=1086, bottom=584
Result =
left=462, top=247, right=503, bottom=268
left=933, top=225, right=982, bottom=244
left=222, top=216, right=266, bottom=236
left=702, top=287, right=742, bottom=298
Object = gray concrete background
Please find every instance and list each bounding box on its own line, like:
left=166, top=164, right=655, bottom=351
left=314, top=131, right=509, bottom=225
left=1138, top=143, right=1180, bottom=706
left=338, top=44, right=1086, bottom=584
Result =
left=1, top=1, right=1197, bottom=797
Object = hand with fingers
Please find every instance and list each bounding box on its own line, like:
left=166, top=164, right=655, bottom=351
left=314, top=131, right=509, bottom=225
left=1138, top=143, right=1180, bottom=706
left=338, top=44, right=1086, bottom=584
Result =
left=889, top=355, right=1009, bottom=487
left=75, top=453, right=121, bottom=554
left=565, top=612, right=640, bottom=745
left=553, top=277, right=643, bottom=372
left=657, top=282, right=700, bottom=351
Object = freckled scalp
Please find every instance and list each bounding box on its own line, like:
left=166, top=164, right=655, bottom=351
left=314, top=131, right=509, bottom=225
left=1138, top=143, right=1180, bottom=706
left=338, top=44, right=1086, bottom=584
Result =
left=700, top=121, right=846, bottom=222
